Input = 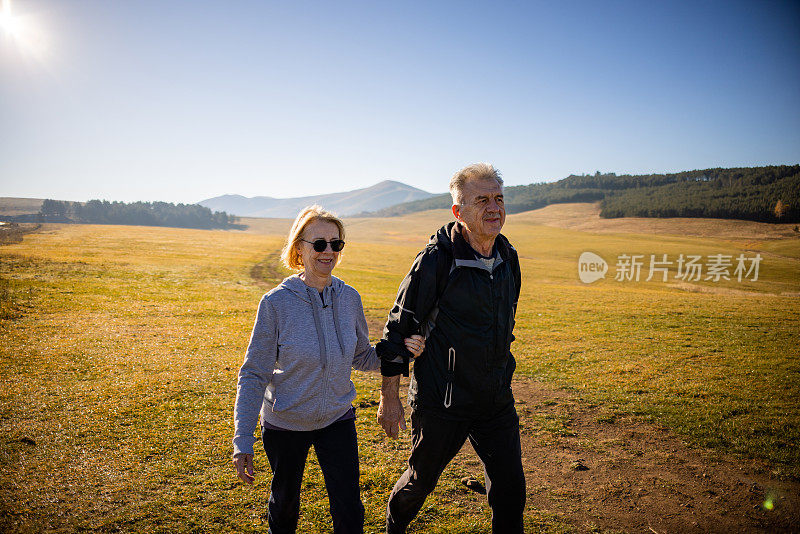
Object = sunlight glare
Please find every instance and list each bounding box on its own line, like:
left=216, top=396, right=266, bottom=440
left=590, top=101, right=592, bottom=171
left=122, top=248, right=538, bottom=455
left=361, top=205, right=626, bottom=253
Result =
left=0, top=0, right=49, bottom=61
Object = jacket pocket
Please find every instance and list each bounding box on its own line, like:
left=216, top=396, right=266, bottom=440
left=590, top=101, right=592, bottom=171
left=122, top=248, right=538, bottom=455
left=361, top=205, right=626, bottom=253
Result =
left=443, top=347, right=455, bottom=408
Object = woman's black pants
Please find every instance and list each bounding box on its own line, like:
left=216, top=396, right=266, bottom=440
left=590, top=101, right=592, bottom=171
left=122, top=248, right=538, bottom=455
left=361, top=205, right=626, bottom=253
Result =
left=261, top=418, right=364, bottom=534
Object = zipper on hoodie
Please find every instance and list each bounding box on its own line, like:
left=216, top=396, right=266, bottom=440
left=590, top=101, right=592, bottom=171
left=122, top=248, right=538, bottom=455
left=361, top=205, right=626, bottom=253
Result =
left=305, top=285, right=330, bottom=424
left=313, top=284, right=347, bottom=425
left=318, top=288, right=329, bottom=423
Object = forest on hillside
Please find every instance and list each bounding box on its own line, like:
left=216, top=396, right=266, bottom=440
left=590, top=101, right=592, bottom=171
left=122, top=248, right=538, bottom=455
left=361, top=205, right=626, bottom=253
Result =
left=367, top=165, right=800, bottom=224
left=598, top=166, right=799, bottom=222
left=33, top=199, right=239, bottom=229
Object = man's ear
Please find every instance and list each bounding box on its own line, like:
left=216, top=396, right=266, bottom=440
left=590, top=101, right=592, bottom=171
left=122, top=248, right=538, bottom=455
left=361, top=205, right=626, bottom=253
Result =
left=451, top=204, right=460, bottom=221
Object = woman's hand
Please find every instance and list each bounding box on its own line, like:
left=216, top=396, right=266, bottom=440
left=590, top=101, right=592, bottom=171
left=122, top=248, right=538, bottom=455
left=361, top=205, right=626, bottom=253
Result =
left=233, top=453, right=255, bottom=484
left=404, top=334, right=425, bottom=358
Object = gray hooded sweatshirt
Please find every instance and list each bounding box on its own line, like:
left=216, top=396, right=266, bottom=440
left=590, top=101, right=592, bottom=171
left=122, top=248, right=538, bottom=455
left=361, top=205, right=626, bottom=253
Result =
left=232, top=274, right=379, bottom=457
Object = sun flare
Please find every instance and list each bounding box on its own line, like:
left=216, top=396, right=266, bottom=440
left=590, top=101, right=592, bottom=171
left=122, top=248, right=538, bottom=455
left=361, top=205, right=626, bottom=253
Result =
left=0, top=0, right=48, bottom=61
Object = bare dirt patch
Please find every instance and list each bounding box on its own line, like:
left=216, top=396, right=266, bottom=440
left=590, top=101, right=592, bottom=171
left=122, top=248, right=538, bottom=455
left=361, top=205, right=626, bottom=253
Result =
left=511, top=203, right=800, bottom=240
left=451, top=378, right=799, bottom=533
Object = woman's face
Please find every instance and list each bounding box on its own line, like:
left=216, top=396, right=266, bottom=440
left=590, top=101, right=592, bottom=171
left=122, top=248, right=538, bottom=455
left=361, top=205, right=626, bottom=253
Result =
left=298, top=219, right=341, bottom=280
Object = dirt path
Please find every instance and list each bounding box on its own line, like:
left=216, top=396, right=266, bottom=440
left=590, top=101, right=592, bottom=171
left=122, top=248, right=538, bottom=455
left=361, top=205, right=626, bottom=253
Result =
left=454, top=378, right=799, bottom=533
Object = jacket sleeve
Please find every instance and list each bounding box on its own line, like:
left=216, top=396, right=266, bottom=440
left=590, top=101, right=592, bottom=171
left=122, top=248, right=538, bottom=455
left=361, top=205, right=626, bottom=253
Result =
left=510, top=247, right=522, bottom=346
left=376, top=246, right=441, bottom=377
left=351, top=289, right=380, bottom=372
left=232, top=295, right=278, bottom=457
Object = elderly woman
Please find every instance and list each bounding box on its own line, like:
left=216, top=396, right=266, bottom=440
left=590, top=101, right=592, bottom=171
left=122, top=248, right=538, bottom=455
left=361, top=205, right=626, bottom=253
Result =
left=232, top=205, right=424, bottom=534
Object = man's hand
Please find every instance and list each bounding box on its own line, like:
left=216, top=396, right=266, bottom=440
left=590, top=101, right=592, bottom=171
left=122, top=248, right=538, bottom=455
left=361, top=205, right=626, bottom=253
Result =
left=403, top=334, right=425, bottom=358
left=232, top=453, right=255, bottom=484
left=378, top=375, right=406, bottom=439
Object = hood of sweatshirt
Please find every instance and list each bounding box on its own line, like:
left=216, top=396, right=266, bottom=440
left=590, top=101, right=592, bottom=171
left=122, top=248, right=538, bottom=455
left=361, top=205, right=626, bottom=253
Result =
left=277, top=273, right=346, bottom=302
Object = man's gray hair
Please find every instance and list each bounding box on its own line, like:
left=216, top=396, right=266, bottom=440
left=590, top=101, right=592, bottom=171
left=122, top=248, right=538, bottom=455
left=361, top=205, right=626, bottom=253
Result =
left=449, top=163, right=504, bottom=205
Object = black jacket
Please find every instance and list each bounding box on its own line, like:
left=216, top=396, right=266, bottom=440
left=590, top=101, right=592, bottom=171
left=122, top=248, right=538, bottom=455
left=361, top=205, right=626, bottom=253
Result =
left=376, top=222, right=521, bottom=419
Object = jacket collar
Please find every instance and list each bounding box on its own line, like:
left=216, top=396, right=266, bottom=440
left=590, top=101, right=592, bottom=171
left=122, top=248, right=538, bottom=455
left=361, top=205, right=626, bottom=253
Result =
left=448, top=222, right=511, bottom=272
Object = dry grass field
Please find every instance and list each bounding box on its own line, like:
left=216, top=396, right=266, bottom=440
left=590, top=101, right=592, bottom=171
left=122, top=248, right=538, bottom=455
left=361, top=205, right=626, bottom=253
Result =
left=514, top=202, right=800, bottom=239
left=1, top=204, right=799, bottom=532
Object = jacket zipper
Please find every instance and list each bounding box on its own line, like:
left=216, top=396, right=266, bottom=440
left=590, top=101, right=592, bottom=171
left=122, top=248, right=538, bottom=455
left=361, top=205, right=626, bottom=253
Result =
left=490, top=269, right=497, bottom=369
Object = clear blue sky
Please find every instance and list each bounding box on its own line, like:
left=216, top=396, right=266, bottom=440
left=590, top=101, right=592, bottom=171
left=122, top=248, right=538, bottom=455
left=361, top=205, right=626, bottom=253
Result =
left=1, top=0, right=798, bottom=204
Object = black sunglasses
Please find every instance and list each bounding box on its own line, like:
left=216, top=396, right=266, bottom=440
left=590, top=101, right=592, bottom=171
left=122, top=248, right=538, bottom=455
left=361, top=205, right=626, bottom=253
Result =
left=302, top=238, right=345, bottom=252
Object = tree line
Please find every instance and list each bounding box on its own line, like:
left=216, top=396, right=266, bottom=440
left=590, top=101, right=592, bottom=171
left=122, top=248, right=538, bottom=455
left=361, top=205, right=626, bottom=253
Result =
left=37, top=199, right=239, bottom=229
left=366, top=165, right=800, bottom=223
left=597, top=166, right=799, bottom=222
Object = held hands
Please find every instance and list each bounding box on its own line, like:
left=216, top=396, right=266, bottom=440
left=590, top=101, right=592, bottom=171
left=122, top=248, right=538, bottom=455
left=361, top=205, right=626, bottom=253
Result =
left=403, top=334, right=425, bottom=358
left=232, top=453, right=255, bottom=485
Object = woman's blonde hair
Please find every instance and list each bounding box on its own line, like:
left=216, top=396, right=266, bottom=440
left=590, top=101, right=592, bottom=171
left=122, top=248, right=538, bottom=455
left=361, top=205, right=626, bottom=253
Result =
left=280, top=205, right=345, bottom=271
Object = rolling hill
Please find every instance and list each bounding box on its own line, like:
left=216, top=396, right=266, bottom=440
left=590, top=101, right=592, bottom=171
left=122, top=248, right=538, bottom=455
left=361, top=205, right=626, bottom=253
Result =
left=0, top=197, right=45, bottom=216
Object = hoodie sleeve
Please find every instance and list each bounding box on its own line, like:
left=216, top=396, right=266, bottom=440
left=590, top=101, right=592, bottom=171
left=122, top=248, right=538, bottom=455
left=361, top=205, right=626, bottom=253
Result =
left=351, top=291, right=380, bottom=372
left=376, top=246, right=441, bottom=377
left=232, top=295, right=278, bottom=457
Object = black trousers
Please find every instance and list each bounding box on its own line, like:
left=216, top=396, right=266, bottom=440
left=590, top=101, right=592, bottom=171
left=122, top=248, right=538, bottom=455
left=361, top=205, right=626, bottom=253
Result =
left=261, top=418, right=364, bottom=534
left=386, top=404, right=526, bottom=534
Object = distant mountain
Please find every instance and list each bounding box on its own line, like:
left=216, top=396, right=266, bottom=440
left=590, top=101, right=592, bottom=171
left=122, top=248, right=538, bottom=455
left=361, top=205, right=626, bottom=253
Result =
left=198, top=180, right=436, bottom=218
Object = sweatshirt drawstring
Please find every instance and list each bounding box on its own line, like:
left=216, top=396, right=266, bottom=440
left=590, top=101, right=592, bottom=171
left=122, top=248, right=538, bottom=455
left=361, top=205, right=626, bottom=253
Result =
left=330, top=289, right=347, bottom=356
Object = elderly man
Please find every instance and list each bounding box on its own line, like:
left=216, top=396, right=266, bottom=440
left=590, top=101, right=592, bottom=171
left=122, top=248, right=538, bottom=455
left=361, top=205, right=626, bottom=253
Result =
left=376, top=163, right=525, bottom=533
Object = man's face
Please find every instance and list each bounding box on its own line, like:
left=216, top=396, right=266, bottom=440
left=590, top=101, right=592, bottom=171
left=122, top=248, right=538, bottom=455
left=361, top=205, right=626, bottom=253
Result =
left=453, top=178, right=505, bottom=242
